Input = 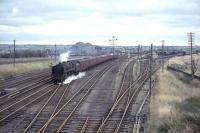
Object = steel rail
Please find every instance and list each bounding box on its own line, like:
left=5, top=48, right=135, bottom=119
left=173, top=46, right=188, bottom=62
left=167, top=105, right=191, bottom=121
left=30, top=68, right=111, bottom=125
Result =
left=0, top=84, right=54, bottom=124
left=80, top=117, right=89, bottom=133
left=96, top=68, right=149, bottom=133
left=23, top=84, right=61, bottom=133
left=132, top=80, right=156, bottom=133
left=0, top=84, right=54, bottom=114
left=40, top=84, right=71, bottom=132
left=38, top=70, right=100, bottom=133
left=115, top=74, right=149, bottom=133
left=37, top=64, right=113, bottom=133
left=0, top=76, right=51, bottom=101
left=115, top=64, right=159, bottom=133
left=56, top=66, right=112, bottom=133
left=0, top=71, right=50, bottom=88
left=114, top=60, right=134, bottom=103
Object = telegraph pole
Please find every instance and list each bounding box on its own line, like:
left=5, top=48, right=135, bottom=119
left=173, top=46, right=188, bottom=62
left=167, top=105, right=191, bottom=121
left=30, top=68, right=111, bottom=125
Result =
left=140, top=45, right=142, bottom=58
left=9, top=45, right=11, bottom=59
left=161, top=40, right=165, bottom=72
left=137, top=45, right=140, bottom=59
left=115, top=38, right=118, bottom=55
left=13, top=40, right=16, bottom=67
left=188, top=32, right=194, bottom=79
left=109, top=36, right=118, bottom=57
left=54, top=44, right=57, bottom=63
left=149, top=44, right=153, bottom=96
left=112, top=36, right=115, bottom=55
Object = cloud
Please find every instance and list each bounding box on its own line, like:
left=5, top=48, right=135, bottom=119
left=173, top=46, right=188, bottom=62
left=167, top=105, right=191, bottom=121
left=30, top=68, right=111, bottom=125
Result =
left=0, top=0, right=199, bottom=46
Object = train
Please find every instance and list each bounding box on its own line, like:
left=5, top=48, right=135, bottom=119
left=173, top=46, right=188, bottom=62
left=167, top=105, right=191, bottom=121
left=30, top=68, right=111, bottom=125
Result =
left=51, top=55, right=116, bottom=84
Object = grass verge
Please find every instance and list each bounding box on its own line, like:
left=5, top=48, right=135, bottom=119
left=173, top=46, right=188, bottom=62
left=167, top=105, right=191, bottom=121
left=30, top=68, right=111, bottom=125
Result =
left=0, top=61, right=54, bottom=77
left=148, top=58, right=200, bottom=133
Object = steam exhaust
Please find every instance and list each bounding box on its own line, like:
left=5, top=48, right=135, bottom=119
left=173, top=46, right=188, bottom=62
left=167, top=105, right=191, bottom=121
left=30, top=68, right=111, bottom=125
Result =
left=59, top=51, right=70, bottom=62
left=63, top=72, right=85, bottom=84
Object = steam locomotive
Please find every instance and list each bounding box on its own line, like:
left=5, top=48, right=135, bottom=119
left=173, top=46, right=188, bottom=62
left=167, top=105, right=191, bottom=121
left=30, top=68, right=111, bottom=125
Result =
left=51, top=55, right=115, bottom=84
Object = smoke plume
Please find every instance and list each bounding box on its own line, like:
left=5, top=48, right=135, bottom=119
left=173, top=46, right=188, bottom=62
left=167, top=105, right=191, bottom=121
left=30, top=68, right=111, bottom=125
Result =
left=63, top=72, right=85, bottom=84
left=59, top=51, right=70, bottom=62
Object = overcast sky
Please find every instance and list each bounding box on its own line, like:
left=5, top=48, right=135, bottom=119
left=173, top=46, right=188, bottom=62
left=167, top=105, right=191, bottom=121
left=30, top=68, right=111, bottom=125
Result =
left=0, top=0, right=199, bottom=46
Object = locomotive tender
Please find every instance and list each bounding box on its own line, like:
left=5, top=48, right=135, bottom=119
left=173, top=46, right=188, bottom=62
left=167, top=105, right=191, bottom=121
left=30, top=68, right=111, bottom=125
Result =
left=52, top=55, right=115, bottom=84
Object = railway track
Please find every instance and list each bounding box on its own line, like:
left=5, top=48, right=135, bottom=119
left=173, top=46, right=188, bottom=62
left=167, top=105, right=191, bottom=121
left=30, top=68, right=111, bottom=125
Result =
left=35, top=64, right=113, bottom=133
left=1, top=70, right=51, bottom=89
left=71, top=59, right=137, bottom=133
left=3, top=69, right=50, bottom=81
left=53, top=59, right=137, bottom=133
left=0, top=76, right=51, bottom=106
left=115, top=60, right=135, bottom=103
left=0, top=58, right=117, bottom=132
left=5, top=62, right=113, bottom=133
left=132, top=80, right=155, bottom=133
left=95, top=59, right=149, bottom=133
left=0, top=57, right=160, bottom=133
left=0, top=84, right=57, bottom=126
left=19, top=84, right=68, bottom=133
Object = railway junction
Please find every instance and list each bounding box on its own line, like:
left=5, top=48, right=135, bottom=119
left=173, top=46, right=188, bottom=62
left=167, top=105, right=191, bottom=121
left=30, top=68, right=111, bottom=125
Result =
left=0, top=55, right=160, bottom=133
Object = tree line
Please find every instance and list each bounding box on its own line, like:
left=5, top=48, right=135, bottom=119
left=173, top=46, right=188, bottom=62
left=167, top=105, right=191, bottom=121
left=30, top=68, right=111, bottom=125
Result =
left=0, top=49, right=50, bottom=58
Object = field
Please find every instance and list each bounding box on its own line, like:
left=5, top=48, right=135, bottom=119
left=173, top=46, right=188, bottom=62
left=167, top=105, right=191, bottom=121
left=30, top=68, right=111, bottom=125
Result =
left=0, top=61, right=54, bottom=77
left=149, top=56, right=200, bottom=133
